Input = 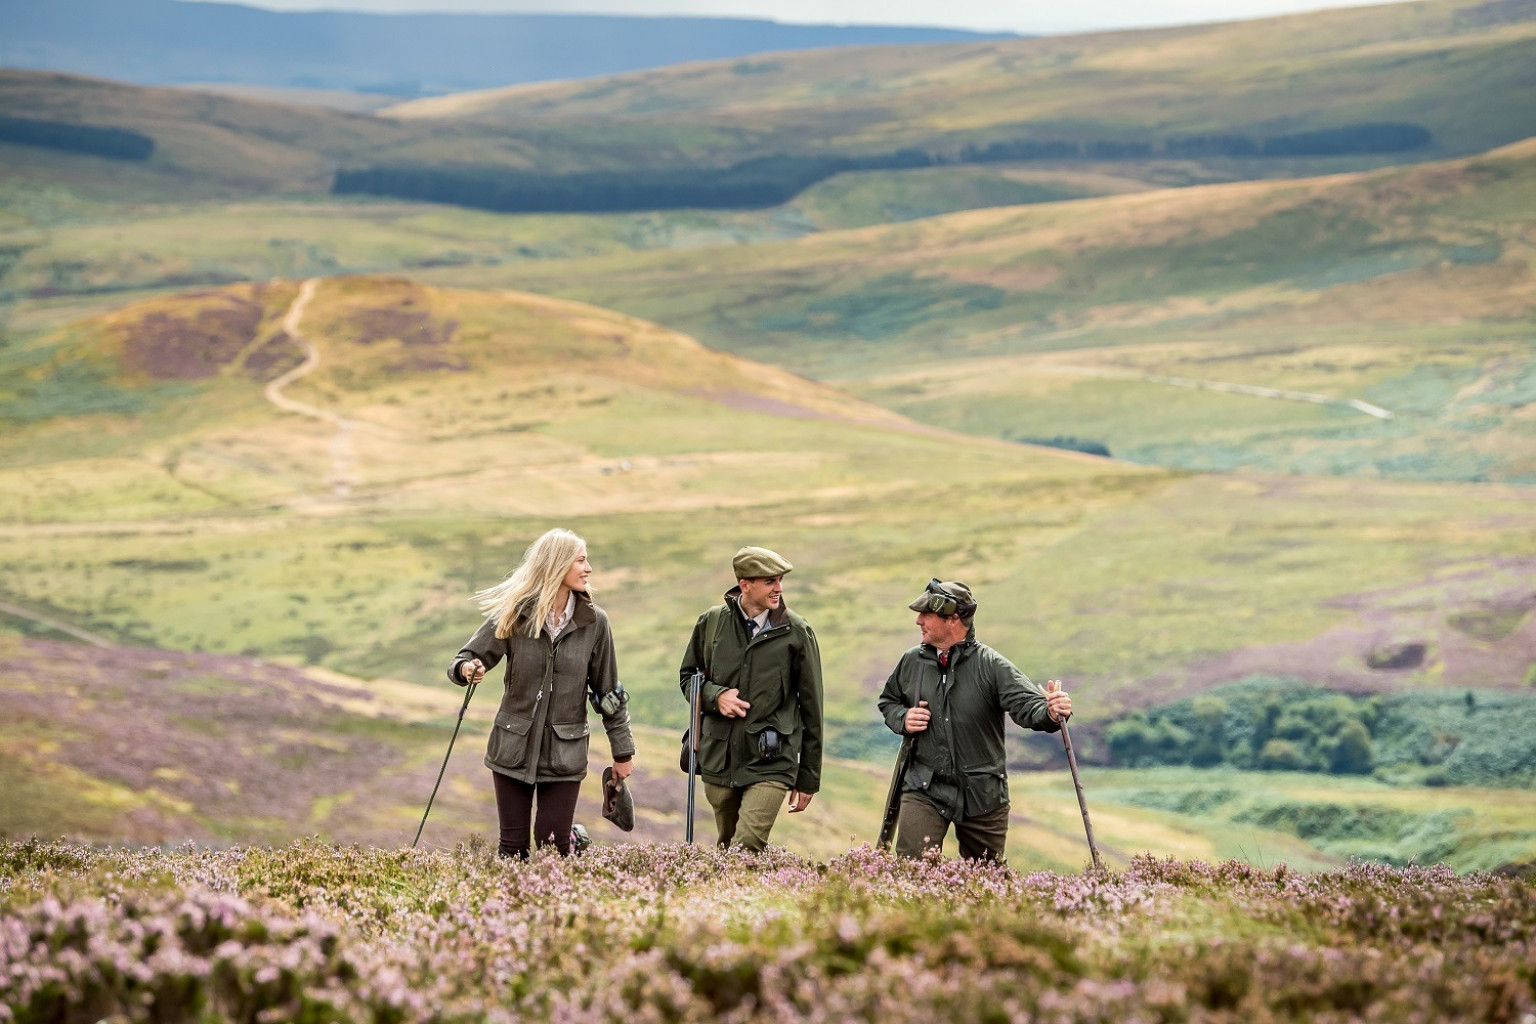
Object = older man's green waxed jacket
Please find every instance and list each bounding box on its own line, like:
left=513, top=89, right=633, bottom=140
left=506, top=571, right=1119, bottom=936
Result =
left=679, top=587, right=824, bottom=794
left=876, top=636, right=1058, bottom=823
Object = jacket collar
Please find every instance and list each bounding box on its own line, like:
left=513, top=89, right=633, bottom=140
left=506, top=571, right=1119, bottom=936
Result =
left=569, top=590, right=597, bottom=629
left=724, top=586, right=790, bottom=631
left=921, top=635, right=978, bottom=665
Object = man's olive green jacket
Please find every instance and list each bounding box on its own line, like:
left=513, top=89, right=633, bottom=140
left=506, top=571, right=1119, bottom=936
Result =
left=876, top=636, right=1058, bottom=822
left=679, top=587, right=824, bottom=794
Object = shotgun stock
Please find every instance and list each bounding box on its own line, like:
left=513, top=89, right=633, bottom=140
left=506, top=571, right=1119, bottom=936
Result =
left=877, top=733, right=915, bottom=851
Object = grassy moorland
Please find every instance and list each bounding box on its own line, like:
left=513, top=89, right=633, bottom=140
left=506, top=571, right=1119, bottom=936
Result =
left=421, top=137, right=1536, bottom=483
left=0, top=276, right=1532, bottom=871
left=390, top=0, right=1536, bottom=165
left=2, top=279, right=1531, bottom=707
left=6, top=136, right=1532, bottom=484
left=1, top=839, right=1532, bottom=1022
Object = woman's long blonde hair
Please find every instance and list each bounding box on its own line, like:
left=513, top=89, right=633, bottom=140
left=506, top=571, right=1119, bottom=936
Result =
left=475, top=528, right=589, bottom=639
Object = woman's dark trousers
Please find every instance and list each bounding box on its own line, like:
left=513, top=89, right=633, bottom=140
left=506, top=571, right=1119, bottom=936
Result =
left=492, top=772, right=581, bottom=858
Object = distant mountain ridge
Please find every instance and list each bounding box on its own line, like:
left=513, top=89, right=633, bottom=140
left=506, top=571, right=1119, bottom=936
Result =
left=0, top=0, right=1013, bottom=97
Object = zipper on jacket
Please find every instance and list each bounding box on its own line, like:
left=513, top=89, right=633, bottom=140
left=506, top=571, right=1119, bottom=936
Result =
left=535, top=644, right=554, bottom=704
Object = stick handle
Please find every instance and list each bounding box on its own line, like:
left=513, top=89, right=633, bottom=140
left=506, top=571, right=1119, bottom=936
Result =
left=1059, top=720, right=1104, bottom=870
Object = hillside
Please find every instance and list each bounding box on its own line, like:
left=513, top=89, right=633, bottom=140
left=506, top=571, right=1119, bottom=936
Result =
left=1, top=276, right=1533, bottom=870
left=389, top=0, right=1536, bottom=168
left=422, top=137, right=1536, bottom=484
left=1, top=277, right=1531, bottom=719
left=4, top=0, right=1535, bottom=219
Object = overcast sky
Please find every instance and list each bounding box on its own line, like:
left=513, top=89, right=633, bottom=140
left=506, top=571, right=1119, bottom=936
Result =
left=205, top=0, right=1400, bottom=34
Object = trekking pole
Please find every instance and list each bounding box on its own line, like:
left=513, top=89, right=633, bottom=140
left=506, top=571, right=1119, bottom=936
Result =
left=1058, top=716, right=1104, bottom=871
left=685, top=670, right=703, bottom=844
left=412, top=679, right=477, bottom=850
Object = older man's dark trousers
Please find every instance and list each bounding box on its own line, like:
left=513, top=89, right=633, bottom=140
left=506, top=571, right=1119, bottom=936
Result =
left=893, top=792, right=1010, bottom=862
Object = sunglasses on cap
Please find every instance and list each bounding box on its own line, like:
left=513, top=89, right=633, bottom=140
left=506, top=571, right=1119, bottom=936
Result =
left=918, top=578, right=976, bottom=618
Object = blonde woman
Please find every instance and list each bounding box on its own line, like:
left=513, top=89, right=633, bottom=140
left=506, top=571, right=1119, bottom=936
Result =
left=448, top=528, right=635, bottom=858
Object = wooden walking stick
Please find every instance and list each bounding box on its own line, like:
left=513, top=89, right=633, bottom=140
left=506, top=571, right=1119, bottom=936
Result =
left=1050, top=680, right=1103, bottom=871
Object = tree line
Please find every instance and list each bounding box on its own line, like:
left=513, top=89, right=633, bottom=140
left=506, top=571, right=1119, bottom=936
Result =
left=0, top=117, right=155, bottom=161
left=1104, top=677, right=1536, bottom=787
left=333, top=122, right=1432, bottom=214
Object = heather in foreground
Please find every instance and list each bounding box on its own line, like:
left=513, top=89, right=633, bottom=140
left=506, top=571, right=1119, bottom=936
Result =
left=2, top=839, right=1532, bottom=1023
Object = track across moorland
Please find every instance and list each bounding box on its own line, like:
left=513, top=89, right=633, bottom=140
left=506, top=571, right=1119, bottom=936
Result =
left=262, top=278, right=355, bottom=496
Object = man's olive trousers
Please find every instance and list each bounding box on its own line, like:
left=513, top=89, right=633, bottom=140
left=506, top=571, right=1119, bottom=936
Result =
left=704, top=781, right=789, bottom=852
left=894, top=792, right=1010, bottom=862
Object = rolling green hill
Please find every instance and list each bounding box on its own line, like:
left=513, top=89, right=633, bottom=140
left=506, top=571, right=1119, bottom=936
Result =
left=4, top=0, right=1536, bottom=218
left=413, top=137, right=1536, bottom=483
left=0, top=275, right=1532, bottom=867
left=1, top=277, right=1530, bottom=716
left=390, top=0, right=1536, bottom=170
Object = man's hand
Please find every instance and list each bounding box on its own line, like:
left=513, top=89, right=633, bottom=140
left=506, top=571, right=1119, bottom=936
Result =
left=787, top=790, right=814, bottom=813
left=904, top=700, right=931, bottom=734
left=1045, top=679, right=1072, bottom=722
left=611, top=760, right=633, bottom=783
left=459, top=658, right=486, bottom=686
left=716, top=688, right=751, bottom=718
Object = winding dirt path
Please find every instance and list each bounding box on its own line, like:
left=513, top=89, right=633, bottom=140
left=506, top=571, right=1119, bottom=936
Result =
left=263, top=279, right=355, bottom=497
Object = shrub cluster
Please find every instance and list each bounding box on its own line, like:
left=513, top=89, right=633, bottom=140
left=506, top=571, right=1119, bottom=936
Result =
left=1105, top=677, right=1536, bottom=785
left=1, top=838, right=1531, bottom=1023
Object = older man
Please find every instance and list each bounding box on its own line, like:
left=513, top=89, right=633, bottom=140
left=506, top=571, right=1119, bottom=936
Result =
left=877, top=578, right=1072, bottom=862
left=679, top=546, right=824, bottom=851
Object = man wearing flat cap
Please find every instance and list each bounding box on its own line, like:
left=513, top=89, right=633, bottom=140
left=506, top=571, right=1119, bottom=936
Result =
left=877, top=578, right=1072, bottom=862
left=679, top=546, right=824, bottom=851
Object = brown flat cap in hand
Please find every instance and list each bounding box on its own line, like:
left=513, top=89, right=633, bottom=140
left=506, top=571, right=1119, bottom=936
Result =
left=601, top=765, right=634, bottom=832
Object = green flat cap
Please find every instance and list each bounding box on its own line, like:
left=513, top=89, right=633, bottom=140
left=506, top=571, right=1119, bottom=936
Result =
left=907, top=578, right=977, bottom=616
left=733, top=545, right=793, bottom=579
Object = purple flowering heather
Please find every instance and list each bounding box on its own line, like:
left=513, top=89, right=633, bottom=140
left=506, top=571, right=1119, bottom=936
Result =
left=1, top=839, right=1531, bottom=1022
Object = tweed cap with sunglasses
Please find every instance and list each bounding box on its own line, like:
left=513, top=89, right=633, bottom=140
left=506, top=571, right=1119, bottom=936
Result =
left=906, top=578, right=977, bottom=618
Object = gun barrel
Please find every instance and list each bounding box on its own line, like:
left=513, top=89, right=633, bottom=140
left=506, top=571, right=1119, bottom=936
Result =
left=685, top=670, right=703, bottom=844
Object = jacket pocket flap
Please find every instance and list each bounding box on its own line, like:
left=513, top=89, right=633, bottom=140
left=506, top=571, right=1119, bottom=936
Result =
left=495, top=711, right=534, bottom=736
left=747, top=721, right=795, bottom=736
left=551, top=720, right=590, bottom=740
